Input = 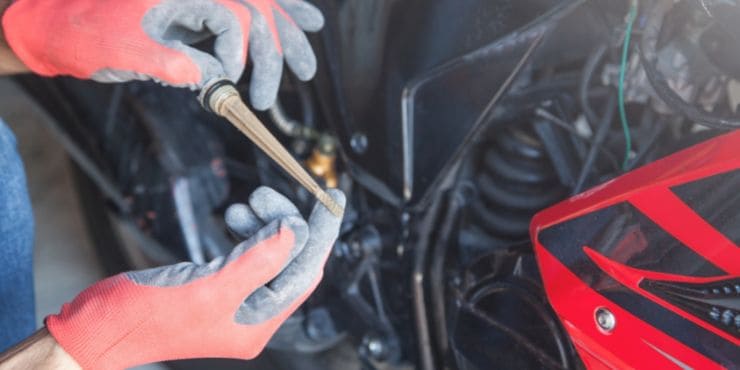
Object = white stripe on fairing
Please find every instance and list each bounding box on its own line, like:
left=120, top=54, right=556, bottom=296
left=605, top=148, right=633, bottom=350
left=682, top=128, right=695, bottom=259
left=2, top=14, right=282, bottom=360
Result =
left=643, top=340, right=693, bottom=370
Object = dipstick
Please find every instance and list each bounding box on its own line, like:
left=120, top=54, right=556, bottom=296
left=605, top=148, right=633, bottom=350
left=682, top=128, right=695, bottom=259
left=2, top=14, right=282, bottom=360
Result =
left=200, top=79, right=344, bottom=217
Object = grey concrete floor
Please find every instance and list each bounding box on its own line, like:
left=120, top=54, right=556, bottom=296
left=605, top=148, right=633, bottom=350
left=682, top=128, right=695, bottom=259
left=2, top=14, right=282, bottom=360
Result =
left=0, top=78, right=164, bottom=370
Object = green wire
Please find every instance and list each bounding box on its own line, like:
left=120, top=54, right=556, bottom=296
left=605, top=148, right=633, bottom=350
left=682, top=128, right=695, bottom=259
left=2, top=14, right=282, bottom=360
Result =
left=619, top=0, right=638, bottom=170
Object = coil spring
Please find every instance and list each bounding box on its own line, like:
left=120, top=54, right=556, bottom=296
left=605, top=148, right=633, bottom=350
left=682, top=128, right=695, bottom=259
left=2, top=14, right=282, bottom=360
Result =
left=469, top=124, right=566, bottom=243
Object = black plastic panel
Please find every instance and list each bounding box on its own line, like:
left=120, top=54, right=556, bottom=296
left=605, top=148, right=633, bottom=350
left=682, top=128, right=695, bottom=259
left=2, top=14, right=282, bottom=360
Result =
left=672, top=169, right=740, bottom=246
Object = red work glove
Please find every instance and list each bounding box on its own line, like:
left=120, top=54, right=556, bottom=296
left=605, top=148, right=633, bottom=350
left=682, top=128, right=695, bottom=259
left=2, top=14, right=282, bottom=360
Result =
left=46, top=187, right=345, bottom=369
left=2, top=0, right=324, bottom=110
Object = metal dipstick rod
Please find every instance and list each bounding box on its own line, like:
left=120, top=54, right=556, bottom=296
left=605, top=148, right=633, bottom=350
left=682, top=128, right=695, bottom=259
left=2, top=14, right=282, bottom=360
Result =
left=199, top=79, right=344, bottom=217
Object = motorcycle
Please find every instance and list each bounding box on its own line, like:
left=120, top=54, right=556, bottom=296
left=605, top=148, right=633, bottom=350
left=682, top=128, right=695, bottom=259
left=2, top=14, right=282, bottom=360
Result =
left=15, top=0, right=740, bottom=368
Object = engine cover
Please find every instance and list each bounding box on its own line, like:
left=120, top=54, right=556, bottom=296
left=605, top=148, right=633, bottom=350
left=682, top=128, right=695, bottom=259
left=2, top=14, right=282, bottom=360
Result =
left=531, top=130, right=740, bottom=369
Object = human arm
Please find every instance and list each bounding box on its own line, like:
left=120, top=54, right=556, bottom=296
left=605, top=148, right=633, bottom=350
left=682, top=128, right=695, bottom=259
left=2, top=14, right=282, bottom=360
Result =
left=0, top=0, right=29, bottom=75
left=0, top=329, right=80, bottom=370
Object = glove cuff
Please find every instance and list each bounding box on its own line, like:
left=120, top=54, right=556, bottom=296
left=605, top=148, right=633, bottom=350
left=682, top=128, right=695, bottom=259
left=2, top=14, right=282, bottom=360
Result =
left=46, top=274, right=146, bottom=370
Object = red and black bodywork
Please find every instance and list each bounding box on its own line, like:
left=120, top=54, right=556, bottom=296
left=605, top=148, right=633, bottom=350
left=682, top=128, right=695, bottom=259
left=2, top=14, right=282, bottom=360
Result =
left=531, top=131, right=740, bottom=369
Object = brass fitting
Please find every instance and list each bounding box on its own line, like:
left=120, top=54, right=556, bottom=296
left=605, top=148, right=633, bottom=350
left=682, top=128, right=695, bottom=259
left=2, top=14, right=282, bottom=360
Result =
left=306, top=136, right=338, bottom=188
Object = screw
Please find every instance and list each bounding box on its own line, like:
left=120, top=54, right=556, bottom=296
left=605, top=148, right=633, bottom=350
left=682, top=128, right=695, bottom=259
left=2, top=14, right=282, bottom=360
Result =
left=595, top=307, right=616, bottom=333
left=710, top=307, right=721, bottom=321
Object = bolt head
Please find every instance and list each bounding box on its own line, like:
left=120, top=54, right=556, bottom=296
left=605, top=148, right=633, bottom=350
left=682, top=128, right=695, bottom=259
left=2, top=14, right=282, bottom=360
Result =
left=350, top=133, right=368, bottom=154
left=362, top=335, right=387, bottom=361
left=367, top=339, right=383, bottom=355
left=710, top=307, right=722, bottom=321
left=595, top=307, right=616, bottom=333
left=721, top=310, right=734, bottom=325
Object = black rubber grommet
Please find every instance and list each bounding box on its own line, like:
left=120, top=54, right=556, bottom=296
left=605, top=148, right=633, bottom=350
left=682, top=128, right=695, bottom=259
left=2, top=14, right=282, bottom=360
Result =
left=201, top=79, right=236, bottom=112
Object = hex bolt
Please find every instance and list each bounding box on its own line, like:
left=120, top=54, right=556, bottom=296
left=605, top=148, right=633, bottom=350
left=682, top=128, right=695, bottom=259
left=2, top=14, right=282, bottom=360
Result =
left=595, top=307, right=616, bottom=333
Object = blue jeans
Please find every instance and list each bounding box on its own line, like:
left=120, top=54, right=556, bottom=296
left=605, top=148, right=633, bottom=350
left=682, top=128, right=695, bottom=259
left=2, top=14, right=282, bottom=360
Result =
left=0, top=121, right=35, bottom=352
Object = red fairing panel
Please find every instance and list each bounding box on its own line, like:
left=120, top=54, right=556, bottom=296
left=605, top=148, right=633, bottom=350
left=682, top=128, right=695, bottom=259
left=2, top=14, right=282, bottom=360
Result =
left=531, top=130, right=740, bottom=369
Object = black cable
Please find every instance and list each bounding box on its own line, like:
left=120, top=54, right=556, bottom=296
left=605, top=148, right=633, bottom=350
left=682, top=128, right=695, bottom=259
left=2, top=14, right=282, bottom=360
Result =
left=640, top=0, right=740, bottom=130
left=641, top=55, right=739, bottom=129
left=464, top=303, right=568, bottom=370
left=574, top=93, right=618, bottom=194
left=535, top=108, right=621, bottom=172
left=295, top=80, right=316, bottom=128
left=580, top=45, right=609, bottom=128
left=103, top=85, right=124, bottom=140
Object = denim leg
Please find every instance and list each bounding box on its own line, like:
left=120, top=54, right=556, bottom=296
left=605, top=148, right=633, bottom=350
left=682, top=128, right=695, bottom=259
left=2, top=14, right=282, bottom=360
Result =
left=0, top=120, right=35, bottom=352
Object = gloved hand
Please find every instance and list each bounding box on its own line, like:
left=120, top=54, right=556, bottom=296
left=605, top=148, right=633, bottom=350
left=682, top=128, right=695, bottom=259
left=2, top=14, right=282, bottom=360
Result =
left=2, top=0, right=323, bottom=110
left=46, top=187, right=345, bottom=370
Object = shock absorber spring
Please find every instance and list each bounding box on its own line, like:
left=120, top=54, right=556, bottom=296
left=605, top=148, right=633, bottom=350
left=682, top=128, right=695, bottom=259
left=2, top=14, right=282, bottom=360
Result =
left=468, top=124, right=566, bottom=245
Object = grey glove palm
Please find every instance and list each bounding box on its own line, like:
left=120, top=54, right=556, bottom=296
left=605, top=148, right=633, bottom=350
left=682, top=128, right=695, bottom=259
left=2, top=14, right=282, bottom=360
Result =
left=225, top=186, right=344, bottom=322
